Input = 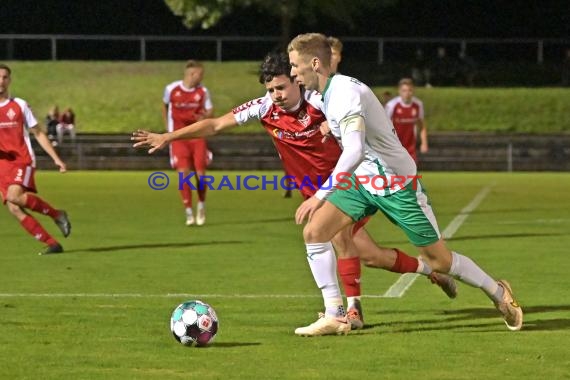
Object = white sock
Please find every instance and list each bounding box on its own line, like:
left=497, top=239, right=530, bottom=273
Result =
left=185, top=207, right=193, bottom=217
left=306, top=242, right=344, bottom=317
left=347, top=296, right=360, bottom=309
left=197, top=202, right=205, bottom=211
left=417, top=257, right=432, bottom=275
left=448, top=251, right=501, bottom=302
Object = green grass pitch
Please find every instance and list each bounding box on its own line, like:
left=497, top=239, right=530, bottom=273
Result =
left=6, top=61, right=570, bottom=134
left=1, top=171, right=569, bottom=379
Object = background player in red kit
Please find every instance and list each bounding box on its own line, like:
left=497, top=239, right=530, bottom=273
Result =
left=385, top=78, right=429, bottom=162
left=0, top=64, right=71, bottom=255
left=163, top=60, right=214, bottom=226
left=134, top=53, right=456, bottom=329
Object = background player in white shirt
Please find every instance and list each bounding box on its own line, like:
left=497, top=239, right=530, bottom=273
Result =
left=288, top=33, right=522, bottom=336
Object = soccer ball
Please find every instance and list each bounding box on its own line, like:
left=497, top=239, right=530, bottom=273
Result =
left=170, top=300, right=218, bottom=346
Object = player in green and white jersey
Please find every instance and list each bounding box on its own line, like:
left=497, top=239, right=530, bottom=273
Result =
left=288, top=33, right=523, bottom=337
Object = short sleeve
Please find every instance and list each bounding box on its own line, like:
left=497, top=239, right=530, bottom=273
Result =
left=417, top=100, right=425, bottom=119
left=385, top=99, right=396, bottom=119
left=232, top=95, right=271, bottom=125
left=203, top=88, right=213, bottom=110
left=14, top=99, right=38, bottom=128
left=162, top=85, right=171, bottom=104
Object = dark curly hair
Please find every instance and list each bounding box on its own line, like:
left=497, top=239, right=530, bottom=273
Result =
left=259, top=51, right=293, bottom=84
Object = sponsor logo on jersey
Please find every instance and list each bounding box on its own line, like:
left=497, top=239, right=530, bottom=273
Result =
left=272, top=128, right=284, bottom=139
left=6, top=108, right=16, bottom=120
left=271, top=125, right=320, bottom=140
left=297, top=110, right=311, bottom=127
left=173, top=102, right=201, bottom=109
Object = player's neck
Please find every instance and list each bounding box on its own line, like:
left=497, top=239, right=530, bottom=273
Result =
left=0, top=93, right=9, bottom=103
left=182, top=80, right=196, bottom=90
left=319, top=72, right=334, bottom=94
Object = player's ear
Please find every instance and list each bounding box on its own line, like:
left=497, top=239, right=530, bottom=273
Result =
left=311, top=57, right=319, bottom=72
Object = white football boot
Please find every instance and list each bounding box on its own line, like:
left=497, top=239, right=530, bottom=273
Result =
left=295, top=313, right=351, bottom=337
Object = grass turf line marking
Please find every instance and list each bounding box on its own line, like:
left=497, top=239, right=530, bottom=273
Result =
left=382, top=185, right=493, bottom=298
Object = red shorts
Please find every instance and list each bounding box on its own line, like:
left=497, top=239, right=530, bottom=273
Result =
left=302, top=192, right=371, bottom=235
left=169, top=139, right=209, bottom=171
left=0, top=161, right=37, bottom=204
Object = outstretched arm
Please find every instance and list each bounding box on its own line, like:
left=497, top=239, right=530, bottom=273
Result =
left=29, top=126, right=66, bottom=172
left=132, top=112, right=238, bottom=154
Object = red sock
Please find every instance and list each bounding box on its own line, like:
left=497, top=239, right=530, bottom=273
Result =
left=337, top=257, right=361, bottom=297
left=197, top=177, right=207, bottom=203
left=390, top=248, right=419, bottom=273
left=179, top=184, right=192, bottom=208
left=24, top=194, right=59, bottom=219
left=20, top=215, right=58, bottom=246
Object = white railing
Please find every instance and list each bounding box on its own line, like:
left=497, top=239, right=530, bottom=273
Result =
left=1, top=34, right=568, bottom=63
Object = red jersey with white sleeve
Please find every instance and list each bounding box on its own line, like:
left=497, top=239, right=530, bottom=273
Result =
left=232, top=91, right=341, bottom=199
left=385, top=96, right=424, bottom=162
left=0, top=98, right=38, bottom=166
left=163, top=81, right=213, bottom=132
left=163, top=81, right=213, bottom=170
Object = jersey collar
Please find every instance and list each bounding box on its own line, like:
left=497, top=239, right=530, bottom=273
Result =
left=0, top=98, right=11, bottom=108
left=321, top=73, right=336, bottom=97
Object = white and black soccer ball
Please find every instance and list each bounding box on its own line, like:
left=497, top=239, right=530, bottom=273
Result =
left=170, top=300, right=218, bottom=346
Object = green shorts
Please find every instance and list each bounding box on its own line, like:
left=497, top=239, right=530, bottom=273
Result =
left=327, top=175, right=441, bottom=247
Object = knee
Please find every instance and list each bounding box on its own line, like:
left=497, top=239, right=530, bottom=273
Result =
left=303, top=222, right=325, bottom=243
left=5, top=193, right=24, bottom=206
left=6, top=201, right=23, bottom=217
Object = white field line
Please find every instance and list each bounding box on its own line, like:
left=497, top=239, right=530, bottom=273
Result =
left=0, top=293, right=389, bottom=299
left=382, top=185, right=493, bottom=298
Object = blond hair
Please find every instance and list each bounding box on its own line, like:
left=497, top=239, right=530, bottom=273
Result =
left=327, top=36, right=343, bottom=53
left=398, top=78, right=414, bottom=87
left=185, top=60, right=203, bottom=69
left=287, top=33, right=331, bottom=68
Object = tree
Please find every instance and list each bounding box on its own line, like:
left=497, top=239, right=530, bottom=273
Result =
left=163, top=0, right=395, bottom=45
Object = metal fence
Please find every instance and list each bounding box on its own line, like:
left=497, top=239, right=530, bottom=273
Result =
left=1, top=34, right=568, bottom=64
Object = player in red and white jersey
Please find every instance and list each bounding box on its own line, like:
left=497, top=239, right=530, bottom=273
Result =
left=134, top=53, right=456, bottom=330
left=163, top=60, right=214, bottom=226
left=0, top=64, right=71, bottom=255
left=385, top=78, right=429, bottom=162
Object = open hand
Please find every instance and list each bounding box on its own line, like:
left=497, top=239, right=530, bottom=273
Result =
left=132, top=130, right=169, bottom=154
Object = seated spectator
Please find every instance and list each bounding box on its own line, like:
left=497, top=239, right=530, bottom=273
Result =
left=45, top=105, right=60, bottom=146
left=57, top=107, right=77, bottom=145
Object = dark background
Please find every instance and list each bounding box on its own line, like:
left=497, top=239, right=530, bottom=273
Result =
left=2, top=0, right=568, bottom=37
left=1, top=0, right=569, bottom=86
